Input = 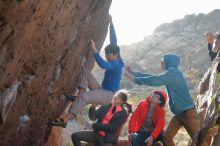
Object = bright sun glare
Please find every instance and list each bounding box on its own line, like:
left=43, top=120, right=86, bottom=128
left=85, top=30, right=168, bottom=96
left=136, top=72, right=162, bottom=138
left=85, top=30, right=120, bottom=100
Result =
left=105, top=0, right=219, bottom=45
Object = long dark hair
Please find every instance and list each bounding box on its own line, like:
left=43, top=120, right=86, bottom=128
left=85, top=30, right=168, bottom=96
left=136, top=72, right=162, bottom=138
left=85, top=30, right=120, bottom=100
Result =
left=117, top=90, right=132, bottom=114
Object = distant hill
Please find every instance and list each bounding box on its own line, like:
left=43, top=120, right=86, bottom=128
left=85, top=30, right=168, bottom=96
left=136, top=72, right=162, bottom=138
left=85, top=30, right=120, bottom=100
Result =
left=93, top=9, right=220, bottom=96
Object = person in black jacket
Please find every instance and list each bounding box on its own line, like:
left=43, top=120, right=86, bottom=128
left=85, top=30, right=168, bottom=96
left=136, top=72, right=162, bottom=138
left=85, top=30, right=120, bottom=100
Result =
left=71, top=90, right=132, bottom=146
left=205, top=31, right=220, bottom=72
left=206, top=32, right=219, bottom=61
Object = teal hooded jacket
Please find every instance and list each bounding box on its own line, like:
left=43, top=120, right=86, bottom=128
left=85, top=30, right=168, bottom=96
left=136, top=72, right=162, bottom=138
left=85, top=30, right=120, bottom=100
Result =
left=133, top=54, right=194, bottom=115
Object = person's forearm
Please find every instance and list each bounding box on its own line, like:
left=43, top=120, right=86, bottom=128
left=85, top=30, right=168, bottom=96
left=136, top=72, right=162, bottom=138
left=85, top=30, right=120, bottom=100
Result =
left=89, top=106, right=98, bottom=121
left=94, top=52, right=113, bottom=69
left=133, top=76, right=164, bottom=86
left=132, top=71, right=152, bottom=77
left=110, top=25, right=117, bottom=45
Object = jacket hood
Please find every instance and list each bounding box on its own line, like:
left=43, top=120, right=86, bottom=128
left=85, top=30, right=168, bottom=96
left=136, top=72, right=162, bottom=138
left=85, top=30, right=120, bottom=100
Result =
left=163, top=54, right=180, bottom=69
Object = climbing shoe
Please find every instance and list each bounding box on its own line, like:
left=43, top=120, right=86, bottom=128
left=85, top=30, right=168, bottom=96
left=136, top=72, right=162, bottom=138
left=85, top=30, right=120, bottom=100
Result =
left=65, top=94, right=77, bottom=102
left=48, top=118, right=67, bottom=128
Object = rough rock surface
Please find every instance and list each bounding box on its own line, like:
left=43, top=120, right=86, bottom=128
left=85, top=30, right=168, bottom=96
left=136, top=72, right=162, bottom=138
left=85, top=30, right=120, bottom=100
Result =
left=196, top=61, right=220, bottom=146
left=0, top=0, right=112, bottom=146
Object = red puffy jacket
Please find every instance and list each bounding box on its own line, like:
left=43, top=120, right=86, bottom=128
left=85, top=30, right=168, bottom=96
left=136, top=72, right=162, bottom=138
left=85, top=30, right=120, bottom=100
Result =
left=128, top=90, right=167, bottom=140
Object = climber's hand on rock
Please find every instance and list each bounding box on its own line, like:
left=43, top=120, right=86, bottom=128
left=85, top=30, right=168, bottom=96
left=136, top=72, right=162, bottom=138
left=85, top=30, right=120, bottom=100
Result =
left=90, top=39, right=97, bottom=53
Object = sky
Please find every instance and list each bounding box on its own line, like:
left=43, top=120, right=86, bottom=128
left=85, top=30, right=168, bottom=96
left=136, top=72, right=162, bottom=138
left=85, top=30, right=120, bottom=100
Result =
left=105, top=0, right=219, bottom=45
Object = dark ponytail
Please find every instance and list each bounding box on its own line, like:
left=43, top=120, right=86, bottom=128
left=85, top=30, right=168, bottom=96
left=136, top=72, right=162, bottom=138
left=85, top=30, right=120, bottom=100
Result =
left=123, top=102, right=132, bottom=114
left=117, top=90, right=132, bottom=114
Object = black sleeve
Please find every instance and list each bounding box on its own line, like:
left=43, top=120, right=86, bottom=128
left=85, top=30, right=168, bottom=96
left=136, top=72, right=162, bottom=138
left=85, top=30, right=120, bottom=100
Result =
left=208, top=43, right=217, bottom=61
left=89, top=106, right=102, bottom=121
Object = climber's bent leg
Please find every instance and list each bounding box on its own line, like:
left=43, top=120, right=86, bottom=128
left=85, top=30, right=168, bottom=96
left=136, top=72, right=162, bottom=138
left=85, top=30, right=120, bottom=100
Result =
left=71, top=130, right=99, bottom=146
left=69, top=88, right=114, bottom=116
left=78, top=69, right=100, bottom=91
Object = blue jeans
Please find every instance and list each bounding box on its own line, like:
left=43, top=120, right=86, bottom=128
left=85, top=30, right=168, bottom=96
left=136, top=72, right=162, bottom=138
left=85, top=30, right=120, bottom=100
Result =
left=131, top=131, right=163, bottom=146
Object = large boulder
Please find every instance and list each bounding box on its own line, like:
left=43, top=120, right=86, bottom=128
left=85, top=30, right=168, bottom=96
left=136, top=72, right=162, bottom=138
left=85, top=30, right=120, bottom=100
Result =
left=0, top=0, right=112, bottom=146
left=195, top=61, right=220, bottom=146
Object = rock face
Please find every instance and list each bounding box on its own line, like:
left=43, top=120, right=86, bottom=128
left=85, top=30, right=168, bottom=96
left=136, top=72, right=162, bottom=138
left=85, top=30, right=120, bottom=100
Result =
left=0, top=0, right=112, bottom=146
left=196, top=61, right=220, bottom=146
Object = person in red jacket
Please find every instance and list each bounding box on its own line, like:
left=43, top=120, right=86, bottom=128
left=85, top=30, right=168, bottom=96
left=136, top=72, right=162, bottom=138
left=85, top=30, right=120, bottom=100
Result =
left=128, top=90, right=167, bottom=146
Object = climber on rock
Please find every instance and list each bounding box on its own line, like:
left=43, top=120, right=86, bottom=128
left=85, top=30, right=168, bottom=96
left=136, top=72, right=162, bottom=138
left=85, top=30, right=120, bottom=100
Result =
left=71, top=90, right=132, bottom=146
left=49, top=15, right=124, bottom=128
left=205, top=31, right=220, bottom=72
left=124, top=54, right=200, bottom=146
left=205, top=32, right=219, bottom=61
left=128, top=90, right=167, bottom=146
